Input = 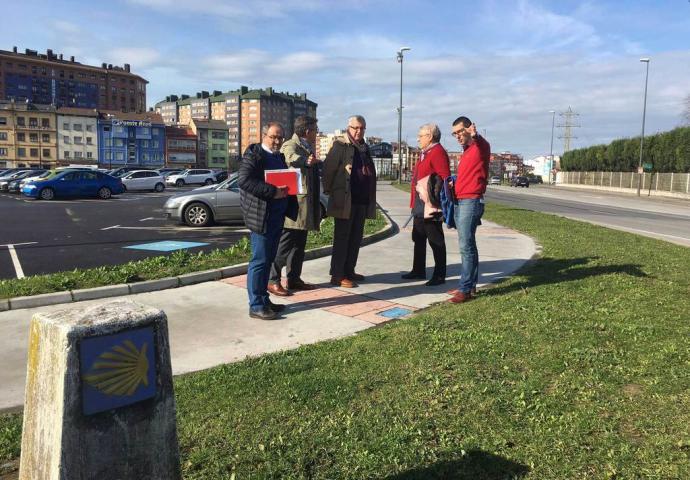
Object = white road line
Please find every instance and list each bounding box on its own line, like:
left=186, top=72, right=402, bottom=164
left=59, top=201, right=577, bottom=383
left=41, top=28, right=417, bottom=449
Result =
left=101, top=225, right=120, bottom=230
left=139, top=217, right=155, bottom=222
left=7, top=245, right=25, bottom=279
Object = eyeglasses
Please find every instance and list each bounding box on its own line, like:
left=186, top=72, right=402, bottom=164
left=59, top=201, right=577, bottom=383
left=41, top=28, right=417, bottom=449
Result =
left=417, top=133, right=431, bottom=138
left=265, top=135, right=284, bottom=141
left=451, top=130, right=465, bottom=138
left=348, top=126, right=366, bottom=131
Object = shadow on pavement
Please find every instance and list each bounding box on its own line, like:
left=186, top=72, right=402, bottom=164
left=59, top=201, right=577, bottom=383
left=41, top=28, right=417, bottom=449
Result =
left=384, top=450, right=530, bottom=479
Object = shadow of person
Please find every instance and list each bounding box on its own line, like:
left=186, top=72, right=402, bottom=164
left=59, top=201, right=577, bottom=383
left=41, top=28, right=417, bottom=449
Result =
left=384, top=450, right=530, bottom=479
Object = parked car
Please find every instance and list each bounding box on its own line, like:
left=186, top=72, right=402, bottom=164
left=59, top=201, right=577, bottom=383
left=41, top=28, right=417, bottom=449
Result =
left=157, top=168, right=184, bottom=177
left=489, top=176, right=501, bottom=185
left=163, top=174, right=328, bottom=227
left=165, top=169, right=216, bottom=187
left=213, top=170, right=229, bottom=183
left=0, top=170, right=35, bottom=191
left=120, top=170, right=166, bottom=192
left=0, top=168, right=30, bottom=178
left=22, top=170, right=124, bottom=200
left=510, top=176, right=530, bottom=188
left=108, top=166, right=154, bottom=178
left=527, top=175, right=544, bottom=184
left=6, top=169, right=48, bottom=193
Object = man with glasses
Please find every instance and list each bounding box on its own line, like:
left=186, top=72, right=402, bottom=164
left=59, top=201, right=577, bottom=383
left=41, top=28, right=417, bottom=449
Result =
left=239, top=122, right=298, bottom=320
left=402, top=123, right=451, bottom=286
left=268, top=115, right=321, bottom=296
left=448, top=117, right=490, bottom=303
left=322, top=115, right=377, bottom=288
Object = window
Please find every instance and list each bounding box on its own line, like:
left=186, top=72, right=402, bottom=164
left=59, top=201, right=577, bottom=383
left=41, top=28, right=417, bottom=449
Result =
left=16, top=117, right=25, bottom=126
left=87, top=152, right=93, bottom=159
left=74, top=151, right=83, bottom=158
left=86, top=137, right=93, bottom=145
left=43, top=149, right=50, bottom=158
left=30, top=148, right=39, bottom=157
left=141, top=140, right=149, bottom=148
left=0, top=117, right=7, bottom=125
left=30, top=133, right=38, bottom=142
left=74, top=136, right=82, bottom=144
left=63, top=136, right=70, bottom=143
left=64, top=151, right=70, bottom=157
left=0, top=132, right=6, bottom=141
left=18, top=148, right=26, bottom=157
left=17, top=133, right=25, bottom=141
left=114, top=138, right=124, bottom=147
left=86, top=124, right=93, bottom=132
left=42, top=134, right=50, bottom=142
left=115, top=152, right=124, bottom=161
left=62, top=122, right=70, bottom=130
left=0, top=148, right=7, bottom=156
left=73, top=123, right=82, bottom=131
left=104, top=151, right=111, bottom=160
left=29, top=118, right=38, bottom=127
left=41, top=118, right=50, bottom=128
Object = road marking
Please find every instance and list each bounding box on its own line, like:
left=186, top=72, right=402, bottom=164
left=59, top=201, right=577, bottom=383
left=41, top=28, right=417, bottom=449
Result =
left=124, top=240, right=210, bottom=252
left=0, top=242, right=37, bottom=279
left=139, top=217, right=155, bottom=222
left=101, top=225, right=120, bottom=230
left=107, top=225, right=249, bottom=232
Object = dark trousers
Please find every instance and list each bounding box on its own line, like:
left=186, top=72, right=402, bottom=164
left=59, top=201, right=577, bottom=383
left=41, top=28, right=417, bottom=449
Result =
left=247, top=214, right=283, bottom=310
left=330, top=203, right=367, bottom=278
left=269, top=228, right=308, bottom=284
left=411, top=216, right=446, bottom=279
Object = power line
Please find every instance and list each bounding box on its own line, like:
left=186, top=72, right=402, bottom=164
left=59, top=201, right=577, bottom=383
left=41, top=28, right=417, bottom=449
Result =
left=557, top=106, right=580, bottom=152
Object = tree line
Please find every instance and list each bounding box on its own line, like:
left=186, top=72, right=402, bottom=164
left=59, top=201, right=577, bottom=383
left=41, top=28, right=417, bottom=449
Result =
left=561, top=126, right=690, bottom=173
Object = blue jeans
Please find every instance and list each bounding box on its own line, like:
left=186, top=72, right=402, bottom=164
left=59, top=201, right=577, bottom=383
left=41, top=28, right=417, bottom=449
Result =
left=247, top=213, right=284, bottom=310
left=454, top=198, right=484, bottom=294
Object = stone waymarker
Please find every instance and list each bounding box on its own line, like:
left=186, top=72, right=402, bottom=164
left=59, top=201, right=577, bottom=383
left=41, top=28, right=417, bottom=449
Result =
left=19, top=300, right=181, bottom=480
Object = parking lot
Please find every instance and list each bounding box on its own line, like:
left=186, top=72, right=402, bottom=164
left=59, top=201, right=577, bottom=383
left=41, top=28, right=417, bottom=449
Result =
left=0, top=186, right=249, bottom=280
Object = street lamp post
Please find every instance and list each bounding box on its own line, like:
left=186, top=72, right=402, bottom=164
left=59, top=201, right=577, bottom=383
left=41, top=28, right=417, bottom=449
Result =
left=396, top=47, right=410, bottom=183
left=637, top=58, right=650, bottom=196
left=549, top=110, right=556, bottom=184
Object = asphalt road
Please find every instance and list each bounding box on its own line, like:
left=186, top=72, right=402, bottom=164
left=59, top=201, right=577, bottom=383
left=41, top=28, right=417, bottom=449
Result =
left=0, top=187, right=249, bottom=280
left=485, top=184, right=690, bottom=247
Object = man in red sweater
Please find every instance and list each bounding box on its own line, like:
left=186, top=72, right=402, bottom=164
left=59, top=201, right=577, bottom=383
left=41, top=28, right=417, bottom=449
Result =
left=448, top=116, right=490, bottom=303
left=402, top=123, right=451, bottom=286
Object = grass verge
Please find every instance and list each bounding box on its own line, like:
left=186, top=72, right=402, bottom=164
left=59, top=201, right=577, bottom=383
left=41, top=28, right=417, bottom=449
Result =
left=0, top=212, right=386, bottom=300
left=2, top=203, right=689, bottom=478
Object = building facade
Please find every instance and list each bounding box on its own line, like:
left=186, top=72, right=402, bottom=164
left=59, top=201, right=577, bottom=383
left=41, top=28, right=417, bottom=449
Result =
left=164, top=126, right=197, bottom=167
left=209, top=88, right=244, bottom=163
left=154, top=95, right=179, bottom=124
left=97, top=111, right=165, bottom=169
left=315, top=129, right=345, bottom=160
left=0, top=47, right=147, bottom=112
left=0, top=100, right=57, bottom=168
left=190, top=119, right=229, bottom=169
left=56, top=107, right=99, bottom=165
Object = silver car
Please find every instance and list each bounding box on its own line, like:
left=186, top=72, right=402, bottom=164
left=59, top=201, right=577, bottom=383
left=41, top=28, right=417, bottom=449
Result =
left=163, top=173, right=328, bottom=227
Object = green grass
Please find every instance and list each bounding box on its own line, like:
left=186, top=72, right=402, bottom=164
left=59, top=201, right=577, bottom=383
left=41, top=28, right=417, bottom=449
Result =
left=0, top=213, right=387, bottom=300
left=2, top=203, right=689, bottom=478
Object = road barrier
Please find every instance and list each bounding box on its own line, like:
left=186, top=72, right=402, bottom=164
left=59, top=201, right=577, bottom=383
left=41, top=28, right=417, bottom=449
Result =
left=557, top=171, right=690, bottom=198
left=19, top=300, right=181, bottom=479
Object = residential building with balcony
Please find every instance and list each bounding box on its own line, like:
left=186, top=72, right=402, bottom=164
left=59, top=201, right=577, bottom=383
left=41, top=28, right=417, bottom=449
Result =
left=190, top=118, right=229, bottom=170
left=0, top=46, right=147, bottom=112
left=154, top=95, right=179, bottom=124
left=97, top=110, right=165, bottom=169
left=164, top=125, right=197, bottom=167
left=0, top=100, right=57, bottom=168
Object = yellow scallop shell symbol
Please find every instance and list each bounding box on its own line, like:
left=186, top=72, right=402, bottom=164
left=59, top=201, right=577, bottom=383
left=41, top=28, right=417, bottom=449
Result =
left=84, top=339, right=150, bottom=396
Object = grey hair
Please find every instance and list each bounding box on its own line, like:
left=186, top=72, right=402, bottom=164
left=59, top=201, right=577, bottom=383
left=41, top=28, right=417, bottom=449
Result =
left=261, top=122, right=284, bottom=136
left=347, top=115, right=366, bottom=127
left=420, top=123, right=441, bottom=143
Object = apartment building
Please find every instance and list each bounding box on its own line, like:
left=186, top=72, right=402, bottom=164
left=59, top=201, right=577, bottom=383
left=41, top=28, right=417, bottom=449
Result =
left=0, top=46, right=147, bottom=112
left=56, top=107, right=99, bottom=165
left=97, top=110, right=165, bottom=169
left=0, top=100, right=57, bottom=168
left=190, top=118, right=229, bottom=169
left=164, top=125, right=197, bottom=167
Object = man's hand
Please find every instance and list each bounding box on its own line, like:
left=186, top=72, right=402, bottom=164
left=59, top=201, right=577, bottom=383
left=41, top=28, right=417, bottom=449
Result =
left=306, top=154, right=320, bottom=166
left=273, top=186, right=288, bottom=199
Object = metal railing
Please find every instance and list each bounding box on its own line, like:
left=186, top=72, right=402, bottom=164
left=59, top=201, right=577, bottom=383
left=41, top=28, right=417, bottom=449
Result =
left=557, top=171, right=690, bottom=195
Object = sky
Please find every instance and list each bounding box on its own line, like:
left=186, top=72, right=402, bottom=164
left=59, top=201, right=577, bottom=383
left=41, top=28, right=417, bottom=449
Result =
left=4, top=0, right=690, bottom=159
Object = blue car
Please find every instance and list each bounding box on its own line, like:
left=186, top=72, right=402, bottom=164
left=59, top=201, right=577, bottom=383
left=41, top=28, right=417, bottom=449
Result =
left=22, top=170, right=124, bottom=200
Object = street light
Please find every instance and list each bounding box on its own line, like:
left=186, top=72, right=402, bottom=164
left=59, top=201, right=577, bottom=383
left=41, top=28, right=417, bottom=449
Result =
left=637, top=57, right=650, bottom=196
left=396, top=46, right=410, bottom=183
left=548, top=110, right=556, bottom=184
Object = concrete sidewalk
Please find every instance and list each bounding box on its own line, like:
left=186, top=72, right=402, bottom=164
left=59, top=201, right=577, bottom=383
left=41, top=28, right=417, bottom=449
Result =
left=0, top=183, right=537, bottom=412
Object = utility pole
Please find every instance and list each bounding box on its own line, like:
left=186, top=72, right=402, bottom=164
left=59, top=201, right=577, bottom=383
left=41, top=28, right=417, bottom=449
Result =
left=637, top=58, right=650, bottom=196
left=557, top=106, right=580, bottom=153
left=396, top=47, right=410, bottom=183
left=548, top=110, right=556, bottom=184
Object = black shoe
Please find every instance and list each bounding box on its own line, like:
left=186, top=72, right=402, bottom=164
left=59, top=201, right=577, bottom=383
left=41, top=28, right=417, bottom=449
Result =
left=267, top=300, right=286, bottom=312
left=425, top=277, right=446, bottom=287
left=402, top=271, right=426, bottom=280
left=249, top=306, right=278, bottom=320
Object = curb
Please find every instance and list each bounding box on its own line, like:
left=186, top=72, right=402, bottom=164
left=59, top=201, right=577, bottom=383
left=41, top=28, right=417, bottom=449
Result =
left=1, top=208, right=396, bottom=312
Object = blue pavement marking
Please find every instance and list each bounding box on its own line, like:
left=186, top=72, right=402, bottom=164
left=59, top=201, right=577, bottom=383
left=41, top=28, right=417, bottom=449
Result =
left=124, top=240, right=209, bottom=252
left=378, top=307, right=413, bottom=319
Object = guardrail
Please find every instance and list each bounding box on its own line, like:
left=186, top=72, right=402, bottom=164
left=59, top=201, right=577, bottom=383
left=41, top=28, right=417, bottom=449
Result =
left=557, top=171, right=690, bottom=196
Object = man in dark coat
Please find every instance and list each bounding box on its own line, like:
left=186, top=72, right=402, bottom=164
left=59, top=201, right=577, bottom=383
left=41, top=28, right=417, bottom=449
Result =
left=322, top=115, right=377, bottom=288
left=239, top=122, right=298, bottom=320
left=268, top=115, right=321, bottom=296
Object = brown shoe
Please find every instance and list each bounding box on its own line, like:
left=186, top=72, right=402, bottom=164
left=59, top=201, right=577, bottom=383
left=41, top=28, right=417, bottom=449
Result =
left=347, top=273, right=365, bottom=282
left=267, top=282, right=290, bottom=297
left=447, top=288, right=477, bottom=296
left=287, top=279, right=317, bottom=291
left=448, top=291, right=474, bottom=304
left=330, top=276, right=357, bottom=288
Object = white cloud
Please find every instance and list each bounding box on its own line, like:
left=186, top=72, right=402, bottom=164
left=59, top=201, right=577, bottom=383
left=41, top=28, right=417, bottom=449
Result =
left=108, top=47, right=161, bottom=69
left=127, top=0, right=340, bottom=18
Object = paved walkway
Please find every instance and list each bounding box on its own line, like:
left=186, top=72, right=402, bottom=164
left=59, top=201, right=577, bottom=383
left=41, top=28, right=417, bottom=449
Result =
left=0, top=183, right=536, bottom=411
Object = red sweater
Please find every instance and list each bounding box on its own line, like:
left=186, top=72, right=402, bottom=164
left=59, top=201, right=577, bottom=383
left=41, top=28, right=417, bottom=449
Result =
left=409, top=143, right=451, bottom=208
left=454, top=135, right=491, bottom=199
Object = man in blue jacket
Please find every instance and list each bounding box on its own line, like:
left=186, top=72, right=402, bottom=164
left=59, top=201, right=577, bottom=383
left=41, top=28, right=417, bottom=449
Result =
left=239, top=122, right=298, bottom=320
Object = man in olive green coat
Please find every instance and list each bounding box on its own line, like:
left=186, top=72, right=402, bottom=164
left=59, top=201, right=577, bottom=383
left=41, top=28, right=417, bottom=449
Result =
left=322, top=115, right=377, bottom=288
left=268, top=115, right=321, bottom=295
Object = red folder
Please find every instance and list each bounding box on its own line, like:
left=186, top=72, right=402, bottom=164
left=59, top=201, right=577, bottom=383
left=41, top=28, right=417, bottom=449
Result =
left=264, top=169, right=302, bottom=195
